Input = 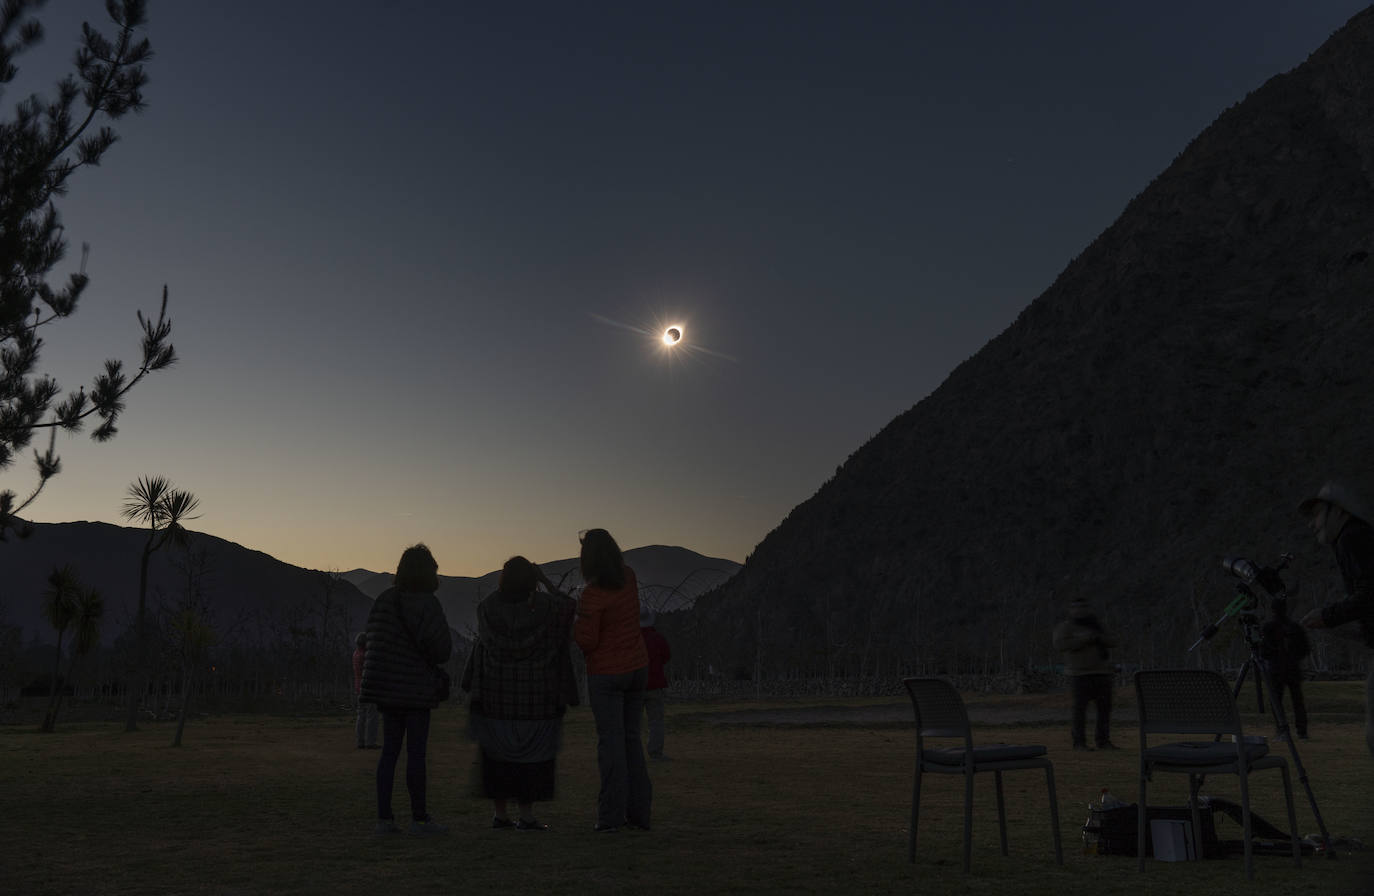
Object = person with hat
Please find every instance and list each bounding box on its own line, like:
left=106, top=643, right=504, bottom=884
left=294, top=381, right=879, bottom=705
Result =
left=1297, top=479, right=1374, bottom=756
left=1053, top=596, right=1119, bottom=750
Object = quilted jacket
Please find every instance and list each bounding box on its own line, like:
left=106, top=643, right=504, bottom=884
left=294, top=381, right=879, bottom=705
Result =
left=360, top=587, right=453, bottom=710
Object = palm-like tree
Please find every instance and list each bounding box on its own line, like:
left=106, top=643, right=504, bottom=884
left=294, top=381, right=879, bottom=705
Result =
left=122, top=475, right=200, bottom=732
left=42, top=581, right=103, bottom=732
left=40, top=566, right=81, bottom=732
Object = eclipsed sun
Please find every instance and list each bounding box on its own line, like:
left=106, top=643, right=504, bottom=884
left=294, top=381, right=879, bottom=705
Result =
left=662, top=326, right=683, bottom=346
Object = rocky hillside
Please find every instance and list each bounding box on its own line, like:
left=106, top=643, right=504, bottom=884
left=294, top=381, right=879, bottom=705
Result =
left=680, top=8, right=1374, bottom=679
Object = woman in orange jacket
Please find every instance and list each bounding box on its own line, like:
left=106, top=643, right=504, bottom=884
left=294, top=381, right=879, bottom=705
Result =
left=574, top=528, right=652, bottom=831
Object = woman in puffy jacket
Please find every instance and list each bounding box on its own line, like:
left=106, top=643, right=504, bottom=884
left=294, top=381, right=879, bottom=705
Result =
left=360, top=544, right=453, bottom=835
left=573, top=528, right=651, bottom=832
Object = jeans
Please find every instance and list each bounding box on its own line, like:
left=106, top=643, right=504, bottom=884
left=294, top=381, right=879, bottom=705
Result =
left=355, top=697, right=379, bottom=747
left=377, top=707, right=431, bottom=821
left=643, top=690, right=666, bottom=757
left=1071, top=673, right=1113, bottom=747
left=587, top=667, right=652, bottom=828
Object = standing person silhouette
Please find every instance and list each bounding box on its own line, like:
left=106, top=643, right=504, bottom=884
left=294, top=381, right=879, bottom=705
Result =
left=360, top=544, right=453, bottom=835
left=1297, top=480, right=1374, bottom=756
left=640, top=608, right=672, bottom=760
left=353, top=632, right=380, bottom=749
left=1053, top=597, right=1119, bottom=751
left=463, top=556, right=577, bottom=831
left=1259, top=597, right=1311, bottom=740
left=574, top=528, right=652, bottom=832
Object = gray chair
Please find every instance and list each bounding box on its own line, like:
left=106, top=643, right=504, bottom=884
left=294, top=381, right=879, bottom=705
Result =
left=1134, top=669, right=1301, bottom=879
left=903, top=677, right=1063, bottom=872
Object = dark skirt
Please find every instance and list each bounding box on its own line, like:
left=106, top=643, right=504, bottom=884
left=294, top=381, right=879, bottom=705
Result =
left=476, top=753, right=557, bottom=802
left=467, top=712, right=563, bottom=802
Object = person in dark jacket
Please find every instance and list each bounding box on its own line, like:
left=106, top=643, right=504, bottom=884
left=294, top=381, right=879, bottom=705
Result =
left=1298, top=480, right=1374, bottom=756
left=1052, top=597, right=1119, bottom=750
left=360, top=544, right=454, bottom=834
left=1259, top=597, right=1311, bottom=740
left=639, top=608, right=671, bottom=760
left=461, top=556, right=577, bottom=831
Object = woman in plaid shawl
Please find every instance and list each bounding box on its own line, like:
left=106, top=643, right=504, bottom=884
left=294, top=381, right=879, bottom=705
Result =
left=462, top=555, right=577, bottom=830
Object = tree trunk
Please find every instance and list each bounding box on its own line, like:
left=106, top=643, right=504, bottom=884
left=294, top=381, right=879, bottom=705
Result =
left=125, top=543, right=154, bottom=732
left=41, top=629, right=66, bottom=733
left=172, top=663, right=193, bottom=747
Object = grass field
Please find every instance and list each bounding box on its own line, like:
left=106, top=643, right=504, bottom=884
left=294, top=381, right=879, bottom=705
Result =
left=2, top=683, right=1371, bottom=895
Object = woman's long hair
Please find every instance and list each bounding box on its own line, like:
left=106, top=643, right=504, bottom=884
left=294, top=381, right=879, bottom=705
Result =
left=579, top=528, right=624, bottom=589
left=498, top=555, right=537, bottom=595
left=394, top=543, right=439, bottom=592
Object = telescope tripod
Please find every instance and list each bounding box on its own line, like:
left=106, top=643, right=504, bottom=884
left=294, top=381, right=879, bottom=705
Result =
left=1195, top=583, right=1334, bottom=856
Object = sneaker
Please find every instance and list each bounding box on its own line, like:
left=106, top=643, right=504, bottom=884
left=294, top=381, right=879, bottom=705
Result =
left=356, top=744, right=367, bottom=750
left=1273, top=732, right=1290, bottom=744
left=1097, top=742, right=1121, bottom=751
left=374, top=819, right=401, bottom=836
left=649, top=754, right=671, bottom=761
left=1072, top=743, right=1093, bottom=751
left=625, top=820, right=651, bottom=831
left=409, top=817, right=449, bottom=835
left=593, top=823, right=619, bottom=833
left=492, top=816, right=516, bottom=829
left=516, top=818, right=550, bottom=831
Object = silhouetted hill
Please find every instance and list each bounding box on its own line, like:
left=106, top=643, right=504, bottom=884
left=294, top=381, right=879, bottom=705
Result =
left=344, top=545, right=740, bottom=635
left=684, top=8, right=1374, bottom=679
left=2, top=521, right=374, bottom=647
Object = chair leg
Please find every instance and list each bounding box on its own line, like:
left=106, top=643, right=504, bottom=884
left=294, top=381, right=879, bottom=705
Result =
left=909, top=765, right=922, bottom=863
left=1239, top=770, right=1255, bottom=880
left=1045, top=763, right=1062, bottom=865
left=1188, top=779, right=1203, bottom=862
left=1280, top=765, right=1301, bottom=868
left=963, top=769, right=974, bottom=873
left=1136, top=763, right=1148, bottom=872
left=995, top=770, right=1008, bottom=856
left=1187, top=786, right=1198, bottom=863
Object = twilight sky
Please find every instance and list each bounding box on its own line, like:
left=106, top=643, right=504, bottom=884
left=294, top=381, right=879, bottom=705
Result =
left=14, top=0, right=1369, bottom=576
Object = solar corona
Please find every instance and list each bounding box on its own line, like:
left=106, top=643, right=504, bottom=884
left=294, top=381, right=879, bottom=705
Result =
left=663, top=326, right=683, bottom=346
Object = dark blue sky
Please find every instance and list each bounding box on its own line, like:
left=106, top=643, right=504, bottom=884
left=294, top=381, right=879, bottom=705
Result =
left=19, top=1, right=1369, bottom=574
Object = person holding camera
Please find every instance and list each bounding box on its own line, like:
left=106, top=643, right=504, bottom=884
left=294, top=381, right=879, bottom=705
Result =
left=1297, top=480, right=1374, bottom=756
left=1053, top=597, right=1119, bottom=751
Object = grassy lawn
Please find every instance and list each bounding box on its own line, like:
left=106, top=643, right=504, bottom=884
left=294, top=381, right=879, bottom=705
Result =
left=2, top=682, right=1371, bottom=895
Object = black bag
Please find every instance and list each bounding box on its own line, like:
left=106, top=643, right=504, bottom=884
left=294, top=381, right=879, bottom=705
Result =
left=434, top=666, right=452, bottom=702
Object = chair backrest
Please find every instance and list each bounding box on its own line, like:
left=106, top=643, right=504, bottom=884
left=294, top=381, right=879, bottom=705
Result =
left=903, top=677, right=971, bottom=738
left=1134, top=669, right=1243, bottom=737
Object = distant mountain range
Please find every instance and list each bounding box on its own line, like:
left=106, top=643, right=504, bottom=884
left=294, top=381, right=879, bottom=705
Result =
left=341, top=544, right=740, bottom=636
left=1, top=521, right=375, bottom=648
left=1, top=521, right=739, bottom=646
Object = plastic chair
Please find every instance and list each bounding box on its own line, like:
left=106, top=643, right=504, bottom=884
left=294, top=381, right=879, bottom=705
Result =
left=903, top=677, right=1063, bottom=872
left=1134, top=669, right=1301, bottom=879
